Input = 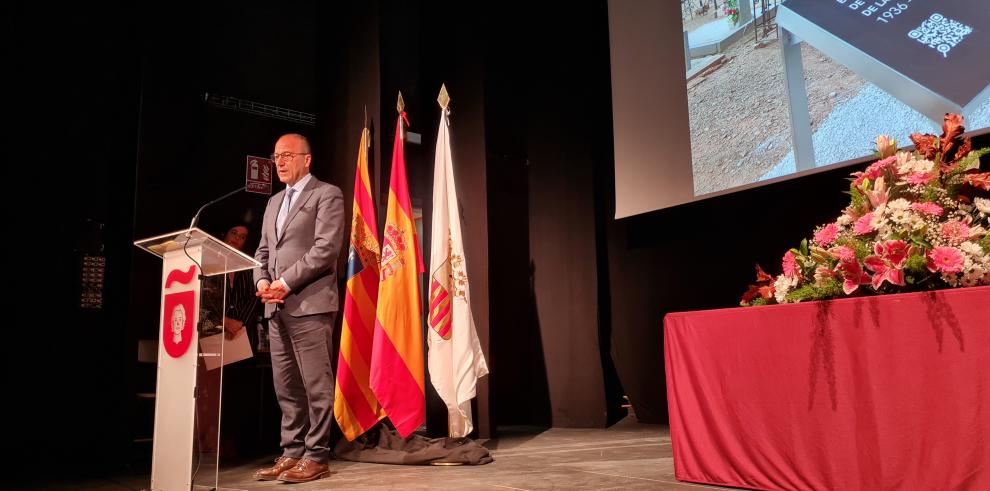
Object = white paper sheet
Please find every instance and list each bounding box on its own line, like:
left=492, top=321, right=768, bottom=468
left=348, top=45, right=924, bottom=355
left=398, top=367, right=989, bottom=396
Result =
left=199, top=328, right=253, bottom=371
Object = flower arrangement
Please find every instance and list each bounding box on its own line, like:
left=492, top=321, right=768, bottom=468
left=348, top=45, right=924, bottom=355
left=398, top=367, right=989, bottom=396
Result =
left=724, top=0, right=740, bottom=26
left=742, top=114, right=990, bottom=306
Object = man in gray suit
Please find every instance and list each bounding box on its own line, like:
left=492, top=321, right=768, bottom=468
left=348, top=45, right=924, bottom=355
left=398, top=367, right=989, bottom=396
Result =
left=252, top=133, right=344, bottom=483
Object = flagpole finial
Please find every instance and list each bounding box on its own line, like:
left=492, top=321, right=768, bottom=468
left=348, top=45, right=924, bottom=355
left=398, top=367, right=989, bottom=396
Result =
left=397, top=91, right=405, bottom=114
left=437, top=84, right=450, bottom=109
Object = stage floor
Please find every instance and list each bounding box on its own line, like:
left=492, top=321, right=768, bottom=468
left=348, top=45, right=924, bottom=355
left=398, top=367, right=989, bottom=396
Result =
left=32, top=416, right=732, bottom=490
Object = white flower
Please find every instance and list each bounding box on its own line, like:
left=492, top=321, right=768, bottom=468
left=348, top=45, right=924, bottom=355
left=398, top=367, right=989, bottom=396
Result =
left=895, top=151, right=914, bottom=167
left=774, top=275, right=799, bottom=304
left=886, top=199, right=915, bottom=228
left=896, top=158, right=935, bottom=175
left=961, top=272, right=980, bottom=287
left=887, top=198, right=910, bottom=212
left=956, top=242, right=990, bottom=286
left=837, top=214, right=854, bottom=226
left=941, top=272, right=960, bottom=287
left=959, top=241, right=984, bottom=257
left=870, top=204, right=892, bottom=236
left=960, top=255, right=988, bottom=287
left=975, top=197, right=990, bottom=215
left=889, top=211, right=908, bottom=227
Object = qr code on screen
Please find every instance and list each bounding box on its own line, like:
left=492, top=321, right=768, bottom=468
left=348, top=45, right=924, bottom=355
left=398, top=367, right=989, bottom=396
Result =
left=907, top=13, right=973, bottom=58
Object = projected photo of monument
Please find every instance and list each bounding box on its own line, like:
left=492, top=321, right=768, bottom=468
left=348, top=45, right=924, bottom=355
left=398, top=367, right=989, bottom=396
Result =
left=681, top=0, right=990, bottom=197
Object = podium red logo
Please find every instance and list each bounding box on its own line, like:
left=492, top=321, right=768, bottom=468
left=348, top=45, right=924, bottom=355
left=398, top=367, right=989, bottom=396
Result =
left=162, top=265, right=198, bottom=358
left=162, top=291, right=194, bottom=358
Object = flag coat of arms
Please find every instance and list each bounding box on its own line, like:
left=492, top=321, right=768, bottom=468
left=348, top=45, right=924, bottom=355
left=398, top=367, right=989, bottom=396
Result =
left=370, top=109, right=426, bottom=438
left=428, top=92, right=490, bottom=437
left=334, top=126, right=387, bottom=441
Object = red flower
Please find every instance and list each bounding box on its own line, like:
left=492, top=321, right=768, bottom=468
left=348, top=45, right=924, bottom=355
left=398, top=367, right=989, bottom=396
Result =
left=963, top=172, right=990, bottom=191
left=911, top=113, right=972, bottom=169
left=740, top=264, right=775, bottom=304
left=909, top=132, right=938, bottom=160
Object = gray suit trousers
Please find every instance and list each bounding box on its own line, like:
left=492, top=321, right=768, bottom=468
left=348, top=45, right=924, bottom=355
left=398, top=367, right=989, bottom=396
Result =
left=268, top=310, right=336, bottom=463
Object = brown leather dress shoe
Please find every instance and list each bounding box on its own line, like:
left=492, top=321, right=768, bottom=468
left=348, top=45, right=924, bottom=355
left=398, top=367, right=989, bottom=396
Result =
left=253, top=456, right=300, bottom=481
left=277, top=458, right=331, bottom=483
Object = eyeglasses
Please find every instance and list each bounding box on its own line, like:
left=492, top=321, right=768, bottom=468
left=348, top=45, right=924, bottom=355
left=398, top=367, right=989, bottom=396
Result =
left=270, top=151, right=309, bottom=161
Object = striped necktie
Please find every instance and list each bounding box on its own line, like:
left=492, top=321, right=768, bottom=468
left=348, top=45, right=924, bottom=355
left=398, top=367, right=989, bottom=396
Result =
left=276, top=187, right=296, bottom=239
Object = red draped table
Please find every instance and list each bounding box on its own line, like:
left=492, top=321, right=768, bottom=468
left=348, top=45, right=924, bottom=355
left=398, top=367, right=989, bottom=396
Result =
left=664, top=286, right=990, bottom=490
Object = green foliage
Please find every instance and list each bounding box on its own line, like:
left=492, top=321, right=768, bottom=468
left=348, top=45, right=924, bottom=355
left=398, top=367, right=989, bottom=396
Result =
left=849, top=182, right=868, bottom=214
left=785, top=278, right=843, bottom=303
left=955, top=148, right=990, bottom=173
left=749, top=297, right=769, bottom=307
left=920, top=187, right=941, bottom=202
left=903, top=254, right=929, bottom=281
left=724, top=0, right=739, bottom=24
left=793, top=248, right=819, bottom=278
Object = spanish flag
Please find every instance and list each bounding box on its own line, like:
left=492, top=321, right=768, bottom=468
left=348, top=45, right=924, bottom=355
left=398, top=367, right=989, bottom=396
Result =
left=333, top=125, right=386, bottom=441
left=370, top=108, right=426, bottom=438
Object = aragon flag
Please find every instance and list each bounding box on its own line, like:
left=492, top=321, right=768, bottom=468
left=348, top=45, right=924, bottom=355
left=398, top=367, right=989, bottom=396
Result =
left=333, top=124, right=386, bottom=441
left=427, top=85, right=489, bottom=437
left=369, top=101, right=426, bottom=438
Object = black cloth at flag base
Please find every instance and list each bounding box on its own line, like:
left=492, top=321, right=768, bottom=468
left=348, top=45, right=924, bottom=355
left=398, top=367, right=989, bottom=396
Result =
left=333, top=423, right=493, bottom=465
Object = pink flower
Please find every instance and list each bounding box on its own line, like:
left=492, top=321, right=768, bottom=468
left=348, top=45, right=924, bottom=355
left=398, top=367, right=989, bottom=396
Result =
left=874, top=240, right=909, bottom=268
left=840, top=204, right=862, bottom=222
left=927, top=246, right=964, bottom=273
left=829, top=245, right=856, bottom=263
left=864, top=255, right=905, bottom=289
left=863, top=177, right=890, bottom=208
left=835, top=258, right=870, bottom=295
left=854, top=213, right=876, bottom=235
left=864, top=240, right=909, bottom=289
left=905, top=172, right=935, bottom=185
left=782, top=251, right=799, bottom=278
left=814, top=223, right=840, bottom=247
left=814, top=266, right=837, bottom=285
left=941, top=220, right=970, bottom=245
left=852, top=156, right=897, bottom=187
left=910, top=202, right=943, bottom=216
left=876, top=135, right=897, bottom=158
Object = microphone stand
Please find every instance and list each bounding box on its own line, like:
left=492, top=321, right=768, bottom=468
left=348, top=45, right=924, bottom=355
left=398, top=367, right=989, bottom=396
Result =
left=187, top=186, right=246, bottom=233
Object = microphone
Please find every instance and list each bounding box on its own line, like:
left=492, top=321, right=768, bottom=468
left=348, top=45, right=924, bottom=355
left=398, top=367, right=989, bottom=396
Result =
left=188, top=186, right=246, bottom=231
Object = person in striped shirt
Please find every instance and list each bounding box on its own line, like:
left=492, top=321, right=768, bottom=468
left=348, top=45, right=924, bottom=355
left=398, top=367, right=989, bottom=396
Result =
left=220, top=225, right=259, bottom=343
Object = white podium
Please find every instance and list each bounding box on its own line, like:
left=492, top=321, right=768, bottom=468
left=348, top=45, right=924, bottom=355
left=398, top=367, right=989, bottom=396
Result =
left=134, top=227, right=261, bottom=491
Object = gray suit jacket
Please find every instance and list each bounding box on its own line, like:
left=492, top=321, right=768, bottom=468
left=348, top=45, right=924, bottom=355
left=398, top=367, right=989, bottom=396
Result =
left=254, top=176, right=345, bottom=319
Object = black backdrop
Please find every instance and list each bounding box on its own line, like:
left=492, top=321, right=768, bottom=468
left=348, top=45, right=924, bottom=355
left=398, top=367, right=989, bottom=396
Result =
left=10, top=0, right=988, bottom=474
